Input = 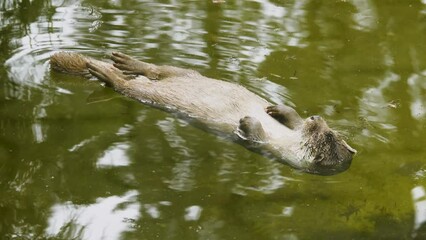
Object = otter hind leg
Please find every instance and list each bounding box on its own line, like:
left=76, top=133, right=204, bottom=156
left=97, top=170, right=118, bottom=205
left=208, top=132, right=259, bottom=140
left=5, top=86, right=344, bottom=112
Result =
left=266, top=105, right=303, bottom=130
left=236, top=116, right=267, bottom=143
left=50, top=52, right=92, bottom=78
left=111, top=52, right=200, bottom=80
left=51, top=51, right=135, bottom=81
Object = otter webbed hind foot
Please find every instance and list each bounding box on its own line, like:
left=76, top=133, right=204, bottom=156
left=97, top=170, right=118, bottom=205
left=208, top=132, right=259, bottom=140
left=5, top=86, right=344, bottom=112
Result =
left=111, top=52, right=152, bottom=77
left=111, top=52, right=200, bottom=80
left=236, top=116, right=267, bottom=144
left=266, top=105, right=303, bottom=130
left=87, top=62, right=128, bottom=89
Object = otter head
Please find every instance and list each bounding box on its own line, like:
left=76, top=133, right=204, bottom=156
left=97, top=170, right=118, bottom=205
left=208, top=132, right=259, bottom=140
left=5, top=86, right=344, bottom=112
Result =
left=302, top=115, right=357, bottom=175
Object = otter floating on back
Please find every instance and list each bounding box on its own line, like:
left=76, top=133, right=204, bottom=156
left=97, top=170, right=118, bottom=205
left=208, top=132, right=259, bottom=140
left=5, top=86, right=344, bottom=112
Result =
left=50, top=51, right=356, bottom=175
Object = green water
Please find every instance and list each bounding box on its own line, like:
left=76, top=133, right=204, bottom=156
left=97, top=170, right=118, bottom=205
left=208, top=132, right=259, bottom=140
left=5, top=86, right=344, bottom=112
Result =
left=1, top=0, right=426, bottom=239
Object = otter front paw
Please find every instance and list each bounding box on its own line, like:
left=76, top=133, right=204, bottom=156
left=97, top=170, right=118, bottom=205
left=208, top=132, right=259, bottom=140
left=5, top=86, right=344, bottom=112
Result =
left=237, top=116, right=267, bottom=143
left=266, top=105, right=303, bottom=130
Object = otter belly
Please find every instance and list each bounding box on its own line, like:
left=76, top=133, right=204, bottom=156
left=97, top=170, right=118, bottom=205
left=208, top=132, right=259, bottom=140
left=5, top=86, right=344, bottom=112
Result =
left=123, top=76, right=271, bottom=130
left=121, top=75, right=305, bottom=166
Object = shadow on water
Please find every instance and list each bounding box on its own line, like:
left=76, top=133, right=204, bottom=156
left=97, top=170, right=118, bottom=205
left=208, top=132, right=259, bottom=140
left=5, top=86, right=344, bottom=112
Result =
left=1, top=0, right=426, bottom=239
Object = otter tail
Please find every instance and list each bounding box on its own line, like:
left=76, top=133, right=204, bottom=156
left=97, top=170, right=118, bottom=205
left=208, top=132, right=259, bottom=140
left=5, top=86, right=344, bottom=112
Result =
left=50, top=52, right=94, bottom=77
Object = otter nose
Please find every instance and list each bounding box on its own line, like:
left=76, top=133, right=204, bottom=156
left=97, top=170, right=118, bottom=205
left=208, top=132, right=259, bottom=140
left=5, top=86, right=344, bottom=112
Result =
left=309, top=115, right=321, bottom=121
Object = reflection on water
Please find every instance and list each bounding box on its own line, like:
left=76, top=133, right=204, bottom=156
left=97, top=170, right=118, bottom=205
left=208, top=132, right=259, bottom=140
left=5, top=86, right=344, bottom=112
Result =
left=233, top=163, right=289, bottom=195
left=412, top=186, right=426, bottom=237
left=408, top=71, right=426, bottom=120
left=96, top=142, right=130, bottom=168
left=158, top=117, right=198, bottom=191
left=1, top=0, right=426, bottom=239
left=46, top=190, right=140, bottom=239
left=358, top=70, right=399, bottom=143
left=350, top=0, right=378, bottom=31
left=184, top=205, right=203, bottom=221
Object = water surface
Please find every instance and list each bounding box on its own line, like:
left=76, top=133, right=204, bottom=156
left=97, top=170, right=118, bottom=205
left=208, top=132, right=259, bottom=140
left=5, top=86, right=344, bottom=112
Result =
left=1, top=0, right=426, bottom=239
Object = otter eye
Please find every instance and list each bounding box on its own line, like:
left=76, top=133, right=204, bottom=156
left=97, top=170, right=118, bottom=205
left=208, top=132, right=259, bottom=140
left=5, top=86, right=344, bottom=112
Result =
left=309, top=115, right=322, bottom=121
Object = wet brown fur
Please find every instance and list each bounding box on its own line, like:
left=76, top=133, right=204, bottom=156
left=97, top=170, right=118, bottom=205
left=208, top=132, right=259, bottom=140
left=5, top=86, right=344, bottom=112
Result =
left=302, top=116, right=356, bottom=170
left=50, top=51, right=356, bottom=175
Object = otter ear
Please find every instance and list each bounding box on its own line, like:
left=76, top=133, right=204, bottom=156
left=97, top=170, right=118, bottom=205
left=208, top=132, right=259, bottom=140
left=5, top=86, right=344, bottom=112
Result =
left=342, top=140, right=357, bottom=154
left=324, top=131, right=335, bottom=141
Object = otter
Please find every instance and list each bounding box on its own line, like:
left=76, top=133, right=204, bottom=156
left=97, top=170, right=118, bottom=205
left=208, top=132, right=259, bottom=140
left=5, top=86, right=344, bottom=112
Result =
left=50, top=52, right=356, bottom=175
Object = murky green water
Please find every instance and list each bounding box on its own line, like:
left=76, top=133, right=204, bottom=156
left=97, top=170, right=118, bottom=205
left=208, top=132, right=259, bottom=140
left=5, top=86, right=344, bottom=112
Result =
left=1, top=0, right=426, bottom=239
